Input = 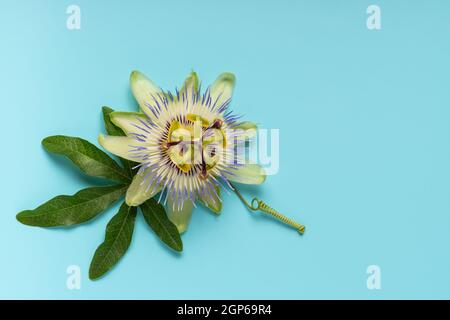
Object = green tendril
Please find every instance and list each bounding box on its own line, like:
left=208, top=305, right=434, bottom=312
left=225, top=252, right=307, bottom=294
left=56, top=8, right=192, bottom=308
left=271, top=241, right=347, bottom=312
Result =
left=230, top=183, right=305, bottom=234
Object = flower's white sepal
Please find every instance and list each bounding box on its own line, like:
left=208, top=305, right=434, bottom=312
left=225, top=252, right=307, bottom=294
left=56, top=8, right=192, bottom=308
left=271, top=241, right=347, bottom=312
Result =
left=234, top=121, right=257, bottom=131
left=210, top=72, right=235, bottom=109
left=198, top=186, right=222, bottom=214
left=130, top=70, right=162, bottom=118
left=180, top=71, right=199, bottom=95
left=125, top=168, right=162, bottom=206
left=110, top=112, right=149, bottom=135
left=98, top=134, right=145, bottom=162
left=225, top=164, right=266, bottom=185
left=167, top=196, right=194, bottom=234
left=233, top=121, right=257, bottom=139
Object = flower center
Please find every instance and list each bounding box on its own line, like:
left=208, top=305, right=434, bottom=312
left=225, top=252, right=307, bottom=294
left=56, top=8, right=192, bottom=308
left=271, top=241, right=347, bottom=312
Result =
left=165, top=114, right=226, bottom=178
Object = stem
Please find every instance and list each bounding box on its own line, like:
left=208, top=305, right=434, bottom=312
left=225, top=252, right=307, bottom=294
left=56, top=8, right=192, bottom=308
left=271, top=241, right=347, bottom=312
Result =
left=230, top=183, right=305, bottom=234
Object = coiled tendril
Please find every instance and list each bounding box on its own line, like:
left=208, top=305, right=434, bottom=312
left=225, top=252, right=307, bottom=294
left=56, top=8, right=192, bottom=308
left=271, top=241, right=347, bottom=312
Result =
left=230, top=183, right=305, bottom=234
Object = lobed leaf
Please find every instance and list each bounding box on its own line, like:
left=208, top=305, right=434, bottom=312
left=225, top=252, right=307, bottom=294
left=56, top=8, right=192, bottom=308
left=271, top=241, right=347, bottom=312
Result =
left=43, top=135, right=130, bottom=183
left=140, top=198, right=183, bottom=252
left=89, top=202, right=137, bottom=280
left=16, top=185, right=127, bottom=227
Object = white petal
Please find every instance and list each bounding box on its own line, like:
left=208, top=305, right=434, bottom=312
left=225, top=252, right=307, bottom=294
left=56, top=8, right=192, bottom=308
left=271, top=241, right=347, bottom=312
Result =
left=110, top=111, right=149, bottom=135
left=232, top=121, right=257, bottom=139
left=234, top=121, right=257, bottom=131
left=224, top=164, right=266, bottom=185
left=167, top=196, right=194, bottom=234
left=180, top=71, right=199, bottom=94
left=198, top=186, right=222, bottom=214
left=125, top=168, right=162, bottom=206
left=210, top=73, right=235, bottom=109
left=98, top=134, right=145, bottom=163
left=130, top=70, right=162, bottom=119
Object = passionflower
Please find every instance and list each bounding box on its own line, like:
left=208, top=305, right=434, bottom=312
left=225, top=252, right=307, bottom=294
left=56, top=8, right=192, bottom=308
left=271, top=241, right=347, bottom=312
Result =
left=98, top=71, right=265, bottom=233
left=17, top=69, right=304, bottom=280
left=17, top=69, right=305, bottom=280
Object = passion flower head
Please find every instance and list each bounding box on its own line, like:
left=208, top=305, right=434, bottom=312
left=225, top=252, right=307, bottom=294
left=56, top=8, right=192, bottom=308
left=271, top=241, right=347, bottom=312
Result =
left=17, top=70, right=304, bottom=282
left=99, top=71, right=265, bottom=233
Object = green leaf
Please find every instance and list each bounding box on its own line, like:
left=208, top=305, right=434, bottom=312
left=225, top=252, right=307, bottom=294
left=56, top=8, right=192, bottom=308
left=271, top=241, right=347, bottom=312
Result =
left=16, top=185, right=127, bottom=227
left=140, top=198, right=183, bottom=252
left=89, top=202, right=137, bottom=280
left=102, top=106, right=126, bottom=137
left=102, top=106, right=137, bottom=178
left=43, top=135, right=130, bottom=183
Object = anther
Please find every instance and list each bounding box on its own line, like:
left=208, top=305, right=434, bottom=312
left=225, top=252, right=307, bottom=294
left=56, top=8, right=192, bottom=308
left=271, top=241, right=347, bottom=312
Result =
left=210, top=119, right=223, bottom=129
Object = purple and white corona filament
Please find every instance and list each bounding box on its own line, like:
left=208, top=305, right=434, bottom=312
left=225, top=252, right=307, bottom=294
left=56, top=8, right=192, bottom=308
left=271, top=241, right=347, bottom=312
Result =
left=99, top=71, right=266, bottom=233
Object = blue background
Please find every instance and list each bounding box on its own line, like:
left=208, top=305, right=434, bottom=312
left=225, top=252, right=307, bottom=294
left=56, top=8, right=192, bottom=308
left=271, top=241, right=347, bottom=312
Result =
left=1, top=0, right=450, bottom=299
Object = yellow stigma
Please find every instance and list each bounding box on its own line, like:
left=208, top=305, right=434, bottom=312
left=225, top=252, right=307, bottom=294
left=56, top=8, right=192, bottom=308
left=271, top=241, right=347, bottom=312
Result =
left=165, top=114, right=226, bottom=174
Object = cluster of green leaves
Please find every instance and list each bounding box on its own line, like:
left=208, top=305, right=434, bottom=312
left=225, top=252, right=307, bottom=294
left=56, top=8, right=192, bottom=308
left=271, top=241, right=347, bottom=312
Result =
left=16, top=107, right=182, bottom=280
